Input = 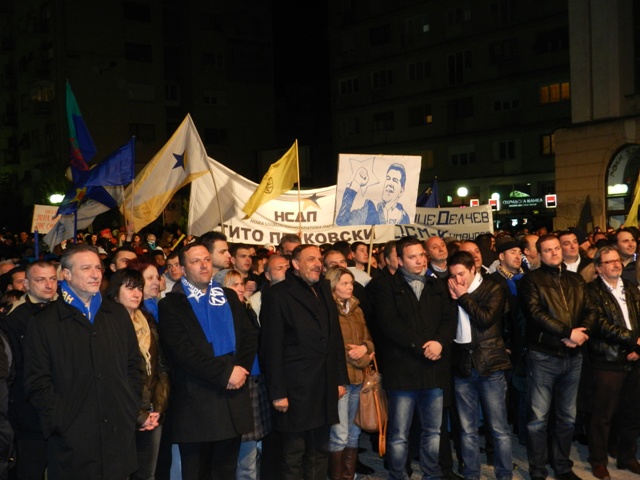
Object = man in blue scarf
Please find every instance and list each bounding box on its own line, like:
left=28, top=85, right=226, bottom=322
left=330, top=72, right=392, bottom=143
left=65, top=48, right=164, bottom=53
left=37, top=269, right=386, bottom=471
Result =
left=158, top=242, right=257, bottom=479
left=23, top=244, right=143, bottom=480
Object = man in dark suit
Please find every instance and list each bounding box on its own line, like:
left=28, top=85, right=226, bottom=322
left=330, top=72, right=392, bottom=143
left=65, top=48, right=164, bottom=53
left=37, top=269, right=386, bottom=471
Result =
left=260, top=244, right=348, bottom=480
left=158, top=241, right=258, bottom=480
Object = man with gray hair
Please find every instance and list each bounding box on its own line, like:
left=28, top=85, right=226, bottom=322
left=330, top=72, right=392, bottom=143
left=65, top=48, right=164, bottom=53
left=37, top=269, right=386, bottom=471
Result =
left=24, top=245, right=143, bottom=479
left=584, top=245, right=640, bottom=479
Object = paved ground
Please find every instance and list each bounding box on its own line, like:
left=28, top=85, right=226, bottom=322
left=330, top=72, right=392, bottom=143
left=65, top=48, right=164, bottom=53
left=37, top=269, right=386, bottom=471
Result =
left=355, top=434, right=640, bottom=480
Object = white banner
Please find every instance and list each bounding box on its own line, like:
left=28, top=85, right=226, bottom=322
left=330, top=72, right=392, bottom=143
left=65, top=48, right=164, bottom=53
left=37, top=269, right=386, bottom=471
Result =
left=189, top=158, right=494, bottom=245
left=32, top=205, right=61, bottom=234
left=334, top=154, right=421, bottom=226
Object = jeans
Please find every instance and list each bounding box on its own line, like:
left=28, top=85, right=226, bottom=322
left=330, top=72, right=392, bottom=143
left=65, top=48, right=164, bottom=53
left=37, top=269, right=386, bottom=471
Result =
left=387, top=388, right=443, bottom=480
left=527, top=350, right=581, bottom=478
left=454, top=369, right=512, bottom=480
left=329, top=383, right=362, bottom=451
left=237, top=440, right=258, bottom=480
left=132, top=425, right=163, bottom=480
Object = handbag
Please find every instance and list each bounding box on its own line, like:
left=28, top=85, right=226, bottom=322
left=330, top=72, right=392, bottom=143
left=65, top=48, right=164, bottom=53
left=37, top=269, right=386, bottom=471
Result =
left=354, top=354, right=388, bottom=457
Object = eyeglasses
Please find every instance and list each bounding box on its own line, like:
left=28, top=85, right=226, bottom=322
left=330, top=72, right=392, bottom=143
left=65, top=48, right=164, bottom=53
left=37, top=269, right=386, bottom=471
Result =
left=600, top=259, right=622, bottom=265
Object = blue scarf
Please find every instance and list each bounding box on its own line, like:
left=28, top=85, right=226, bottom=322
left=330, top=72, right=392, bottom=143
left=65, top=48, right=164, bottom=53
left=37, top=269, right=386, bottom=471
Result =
left=60, top=280, right=102, bottom=323
left=143, top=298, right=159, bottom=322
left=181, top=277, right=236, bottom=357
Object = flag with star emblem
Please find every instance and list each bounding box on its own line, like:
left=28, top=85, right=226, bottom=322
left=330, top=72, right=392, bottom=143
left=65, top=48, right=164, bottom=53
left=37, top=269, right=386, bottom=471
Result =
left=242, top=140, right=299, bottom=218
left=122, top=114, right=209, bottom=231
left=56, top=137, right=135, bottom=215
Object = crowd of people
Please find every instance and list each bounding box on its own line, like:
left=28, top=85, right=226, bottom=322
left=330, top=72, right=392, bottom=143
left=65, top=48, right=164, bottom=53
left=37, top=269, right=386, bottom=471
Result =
left=0, top=223, right=638, bottom=480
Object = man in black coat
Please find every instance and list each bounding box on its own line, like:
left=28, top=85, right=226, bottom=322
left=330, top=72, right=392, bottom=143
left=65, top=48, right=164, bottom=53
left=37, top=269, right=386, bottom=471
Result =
left=23, top=245, right=143, bottom=480
left=369, top=236, right=457, bottom=480
left=260, top=244, right=348, bottom=480
left=158, top=241, right=257, bottom=480
left=1, top=260, right=58, bottom=479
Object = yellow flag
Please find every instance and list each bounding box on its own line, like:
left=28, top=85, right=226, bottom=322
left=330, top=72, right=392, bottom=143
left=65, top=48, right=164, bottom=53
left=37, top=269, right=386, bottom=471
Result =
left=624, top=171, right=640, bottom=228
left=242, top=140, right=299, bottom=218
left=122, top=114, right=209, bottom=231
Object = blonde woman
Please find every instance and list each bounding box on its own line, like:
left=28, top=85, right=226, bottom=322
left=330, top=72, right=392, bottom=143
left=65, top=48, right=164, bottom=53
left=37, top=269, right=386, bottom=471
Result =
left=324, top=266, right=374, bottom=480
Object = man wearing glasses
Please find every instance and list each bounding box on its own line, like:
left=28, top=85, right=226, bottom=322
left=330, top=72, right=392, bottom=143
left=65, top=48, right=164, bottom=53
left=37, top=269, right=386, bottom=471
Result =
left=585, top=245, right=640, bottom=479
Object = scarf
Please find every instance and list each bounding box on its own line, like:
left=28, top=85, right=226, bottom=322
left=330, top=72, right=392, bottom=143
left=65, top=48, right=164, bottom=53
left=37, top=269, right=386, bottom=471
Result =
left=181, top=277, right=236, bottom=357
left=455, top=273, right=482, bottom=344
left=144, top=297, right=159, bottom=322
left=132, top=309, right=152, bottom=375
left=496, top=265, right=524, bottom=296
left=400, top=267, right=426, bottom=299
left=60, top=280, right=101, bottom=323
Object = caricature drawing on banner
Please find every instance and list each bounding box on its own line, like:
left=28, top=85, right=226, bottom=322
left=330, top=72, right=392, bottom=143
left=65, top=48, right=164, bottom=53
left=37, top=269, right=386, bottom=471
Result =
left=334, top=154, right=421, bottom=226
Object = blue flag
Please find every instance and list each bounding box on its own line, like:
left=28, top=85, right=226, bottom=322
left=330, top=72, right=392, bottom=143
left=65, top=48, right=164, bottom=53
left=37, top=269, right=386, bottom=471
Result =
left=417, top=178, right=439, bottom=208
left=57, top=138, right=135, bottom=215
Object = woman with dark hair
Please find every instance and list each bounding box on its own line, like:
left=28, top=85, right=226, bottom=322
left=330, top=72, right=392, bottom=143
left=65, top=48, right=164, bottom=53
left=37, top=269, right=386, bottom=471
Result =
left=324, top=266, right=375, bottom=480
left=128, top=258, right=162, bottom=322
left=106, top=268, right=169, bottom=480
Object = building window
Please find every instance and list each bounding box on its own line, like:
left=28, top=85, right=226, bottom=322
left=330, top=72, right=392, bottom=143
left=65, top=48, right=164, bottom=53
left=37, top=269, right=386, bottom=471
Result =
left=373, top=111, right=394, bottom=131
left=129, top=123, right=155, bottom=142
left=493, top=93, right=519, bottom=112
left=447, top=97, right=474, bottom=118
left=339, top=77, right=359, bottom=95
left=541, top=133, right=555, bottom=155
left=339, top=118, right=360, bottom=137
left=408, top=105, right=432, bottom=126
left=203, top=89, right=226, bottom=106
left=371, top=69, right=393, bottom=89
left=123, top=2, right=151, bottom=22
left=422, top=150, right=434, bottom=170
left=540, top=82, right=570, bottom=104
left=204, top=128, right=228, bottom=145
left=633, top=2, right=640, bottom=93
left=449, top=148, right=475, bottom=166
left=534, top=28, right=569, bottom=54
left=447, top=7, right=470, bottom=25
left=165, top=83, right=180, bottom=105
left=498, top=140, right=516, bottom=161
left=369, top=24, right=391, bottom=47
left=490, top=0, right=514, bottom=24
left=408, top=60, right=430, bottom=81
left=202, top=52, right=225, bottom=69
left=448, top=51, right=472, bottom=85
left=125, top=43, right=152, bottom=62
left=489, top=39, right=516, bottom=64
left=404, top=15, right=430, bottom=38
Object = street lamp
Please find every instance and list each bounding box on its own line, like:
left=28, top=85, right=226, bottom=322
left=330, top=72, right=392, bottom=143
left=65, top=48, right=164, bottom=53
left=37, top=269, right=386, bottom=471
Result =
left=49, top=193, right=65, bottom=204
left=457, top=187, right=468, bottom=197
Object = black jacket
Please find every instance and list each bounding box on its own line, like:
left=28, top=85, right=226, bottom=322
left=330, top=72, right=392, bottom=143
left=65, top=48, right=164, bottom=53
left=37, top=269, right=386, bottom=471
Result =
left=1, top=296, right=48, bottom=439
left=24, top=298, right=143, bottom=480
left=519, top=262, right=595, bottom=357
left=585, top=276, right=640, bottom=370
left=158, top=283, right=257, bottom=442
left=370, top=270, right=456, bottom=391
left=259, top=271, right=348, bottom=433
left=454, top=277, right=511, bottom=377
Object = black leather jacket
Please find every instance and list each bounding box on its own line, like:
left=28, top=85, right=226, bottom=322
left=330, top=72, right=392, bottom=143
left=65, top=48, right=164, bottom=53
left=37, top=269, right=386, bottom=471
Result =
left=519, top=262, right=595, bottom=357
left=585, top=276, right=640, bottom=371
left=453, top=277, right=511, bottom=376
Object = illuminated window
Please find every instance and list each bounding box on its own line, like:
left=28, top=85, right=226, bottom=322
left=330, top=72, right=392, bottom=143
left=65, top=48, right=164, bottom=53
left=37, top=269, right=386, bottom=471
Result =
left=540, top=82, right=570, bottom=104
left=541, top=133, right=555, bottom=155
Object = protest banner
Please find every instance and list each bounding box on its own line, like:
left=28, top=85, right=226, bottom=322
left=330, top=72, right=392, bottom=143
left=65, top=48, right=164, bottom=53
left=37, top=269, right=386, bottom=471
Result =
left=32, top=205, right=61, bottom=234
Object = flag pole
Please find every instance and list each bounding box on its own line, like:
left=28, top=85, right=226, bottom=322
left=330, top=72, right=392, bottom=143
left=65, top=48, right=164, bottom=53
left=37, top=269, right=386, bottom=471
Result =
left=367, top=225, right=374, bottom=276
left=295, top=139, right=302, bottom=237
